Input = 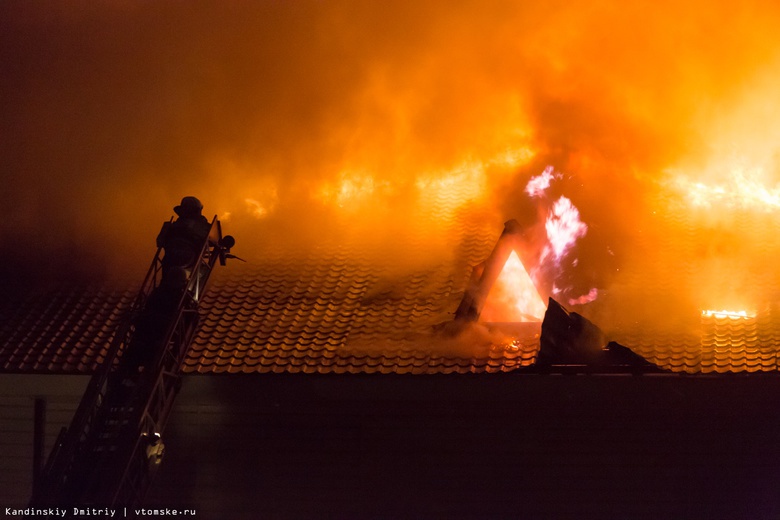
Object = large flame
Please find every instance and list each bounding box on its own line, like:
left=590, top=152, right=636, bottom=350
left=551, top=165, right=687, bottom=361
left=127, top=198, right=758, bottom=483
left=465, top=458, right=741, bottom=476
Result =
left=481, top=250, right=547, bottom=323
left=668, top=159, right=780, bottom=211
left=664, top=54, right=780, bottom=213
left=542, top=196, right=587, bottom=263
left=523, top=166, right=597, bottom=306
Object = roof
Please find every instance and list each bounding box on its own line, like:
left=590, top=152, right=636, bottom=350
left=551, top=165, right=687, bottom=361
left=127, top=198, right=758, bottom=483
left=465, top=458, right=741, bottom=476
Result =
left=598, top=203, right=780, bottom=374
left=0, top=288, right=135, bottom=373
left=3, top=201, right=780, bottom=375
left=185, top=224, right=541, bottom=374
left=1, top=212, right=541, bottom=375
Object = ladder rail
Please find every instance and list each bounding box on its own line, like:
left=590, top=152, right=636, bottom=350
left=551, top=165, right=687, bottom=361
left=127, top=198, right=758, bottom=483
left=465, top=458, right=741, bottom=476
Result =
left=39, top=246, right=165, bottom=498
left=110, top=218, right=223, bottom=505
left=35, top=215, right=231, bottom=507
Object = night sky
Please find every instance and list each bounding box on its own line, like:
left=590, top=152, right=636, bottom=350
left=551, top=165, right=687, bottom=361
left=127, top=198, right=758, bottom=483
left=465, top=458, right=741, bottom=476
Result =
left=3, top=1, right=780, bottom=308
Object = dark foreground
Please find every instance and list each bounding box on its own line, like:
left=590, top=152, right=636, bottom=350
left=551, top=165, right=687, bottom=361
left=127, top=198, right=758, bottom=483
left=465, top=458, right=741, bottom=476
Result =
left=145, top=372, right=780, bottom=519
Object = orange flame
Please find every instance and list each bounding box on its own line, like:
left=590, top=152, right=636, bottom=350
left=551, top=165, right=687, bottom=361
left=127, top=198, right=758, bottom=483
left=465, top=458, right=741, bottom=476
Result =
left=481, top=250, right=547, bottom=322
left=523, top=166, right=598, bottom=307
left=525, top=167, right=589, bottom=265
left=701, top=309, right=754, bottom=319
left=543, top=196, right=588, bottom=263
left=568, top=288, right=598, bottom=306
left=525, top=165, right=558, bottom=198
left=669, top=165, right=780, bottom=211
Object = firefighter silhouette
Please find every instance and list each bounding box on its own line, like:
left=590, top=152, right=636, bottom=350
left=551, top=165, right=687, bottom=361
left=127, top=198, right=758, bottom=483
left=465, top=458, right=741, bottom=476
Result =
left=118, top=197, right=211, bottom=385
left=157, top=196, right=212, bottom=290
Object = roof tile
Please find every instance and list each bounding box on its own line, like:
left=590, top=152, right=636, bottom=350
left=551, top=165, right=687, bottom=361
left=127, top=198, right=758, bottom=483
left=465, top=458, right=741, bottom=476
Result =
left=5, top=205, right=780, bottom=375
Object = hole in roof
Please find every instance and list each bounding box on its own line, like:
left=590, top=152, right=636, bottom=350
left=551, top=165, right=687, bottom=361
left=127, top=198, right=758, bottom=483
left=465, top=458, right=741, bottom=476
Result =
left=480, top=250, right=546, bottom=323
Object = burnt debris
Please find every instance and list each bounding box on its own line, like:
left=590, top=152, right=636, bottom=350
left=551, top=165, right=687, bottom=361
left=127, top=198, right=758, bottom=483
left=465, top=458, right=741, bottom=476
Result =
left=538, top=298, right=660, bottom=372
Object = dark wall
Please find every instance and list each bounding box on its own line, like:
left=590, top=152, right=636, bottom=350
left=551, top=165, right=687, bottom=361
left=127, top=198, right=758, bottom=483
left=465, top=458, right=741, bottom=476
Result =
left=0, top=375, right=88, bottom=505
left=146, top=373, right=780, bottom=520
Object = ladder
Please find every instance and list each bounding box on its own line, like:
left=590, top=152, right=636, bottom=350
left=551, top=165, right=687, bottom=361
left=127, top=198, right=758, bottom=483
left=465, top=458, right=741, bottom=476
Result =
left=33, top=216, right=234, bottom=509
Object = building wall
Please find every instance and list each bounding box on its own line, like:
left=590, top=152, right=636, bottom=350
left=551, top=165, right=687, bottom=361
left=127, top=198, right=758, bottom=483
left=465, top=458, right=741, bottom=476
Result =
left=0, top=374, right=88, bottom=506
left=2, top=373, right=780, bottom=519
left=147, top=373, right=780, bottom=520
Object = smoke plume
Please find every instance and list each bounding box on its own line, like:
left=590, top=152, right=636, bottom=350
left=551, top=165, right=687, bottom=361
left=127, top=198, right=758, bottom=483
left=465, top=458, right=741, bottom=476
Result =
left=3, top=0, right=780, bottom=332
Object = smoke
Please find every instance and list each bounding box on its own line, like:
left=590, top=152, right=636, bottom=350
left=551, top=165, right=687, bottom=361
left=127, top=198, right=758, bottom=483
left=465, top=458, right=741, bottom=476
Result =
left=3, top=0, right=780, bottom=329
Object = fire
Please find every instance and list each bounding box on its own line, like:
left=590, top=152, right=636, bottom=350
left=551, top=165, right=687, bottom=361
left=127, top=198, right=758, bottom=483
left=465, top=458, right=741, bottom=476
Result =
left=568, top=288, right=598, bottom=306
left=415, top=162, right=486, bottom=212
left=481, top=250, right=547, bottom=322
left=669, top=164, right=780, bottom=211
left=664, top=62, right=780, bottom=214
left=523, top=166, right=598, bottom=306
left=317, top=171, right=388, bottom=209
left=525, top=165, right=559, bottom=198
left=701, top=309, right=754, bottom=319
left=413, top=147, right=535, bottom=216
left=543, top=196, right=588, bottom=263
left=525, top=167, right=589, bottom=265
left=312, top=147, right=534, bottom=225
left=700, top=309, right=758, bottom=352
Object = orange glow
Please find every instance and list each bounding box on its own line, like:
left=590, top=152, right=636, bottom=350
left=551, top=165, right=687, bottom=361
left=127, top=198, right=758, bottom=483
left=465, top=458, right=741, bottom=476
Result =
left=415, top=162, right=487, bottom=215
left=669, top=163, right=780, bottom=211
left=700, top=309, right=759, bottom=352
left=8, top=1, right=780, bottom=334
left=663, top=56, right=780, bottom=213
left=413, top=146, right=534, bottom=217
left=481, top=250, right=547, bottom=322
left=701, top=309, right=755, bottom=319
left=317, top=171, right=387, bottom=210
left=244, top=196, right=277, bottom=219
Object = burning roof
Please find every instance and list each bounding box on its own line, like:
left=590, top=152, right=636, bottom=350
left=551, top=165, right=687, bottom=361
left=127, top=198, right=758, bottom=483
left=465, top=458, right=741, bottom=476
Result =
left=2, top=194, right=780, bottom=375
left=3, top=3, right=780, bottom=374
left=4, top=2, right=780, bottom=299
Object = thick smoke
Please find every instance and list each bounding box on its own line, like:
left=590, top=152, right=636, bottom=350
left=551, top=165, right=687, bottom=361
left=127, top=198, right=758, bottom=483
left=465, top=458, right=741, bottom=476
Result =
left=3, top=0, right=780, bottom=324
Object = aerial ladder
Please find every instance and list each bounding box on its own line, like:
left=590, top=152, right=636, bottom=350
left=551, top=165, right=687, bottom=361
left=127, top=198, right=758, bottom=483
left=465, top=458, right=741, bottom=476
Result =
left=32, top=215, right=236, bottom=510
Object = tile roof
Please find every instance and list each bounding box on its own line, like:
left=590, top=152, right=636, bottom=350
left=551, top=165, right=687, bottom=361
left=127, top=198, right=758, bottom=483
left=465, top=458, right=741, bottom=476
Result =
left=595, top=202, right=780, bottom=373
left=185, top=213, right=541, bottom=374
left=2, top=201, right=780, bottom=375
left=1, top=212, right=543, bottom=375
left=0, top=288, right=136, bottom=373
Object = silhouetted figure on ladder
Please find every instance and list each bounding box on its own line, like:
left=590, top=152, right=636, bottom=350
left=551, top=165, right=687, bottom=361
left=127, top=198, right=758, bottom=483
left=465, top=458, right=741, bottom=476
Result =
left=118, top=197, right=211, bottom=386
